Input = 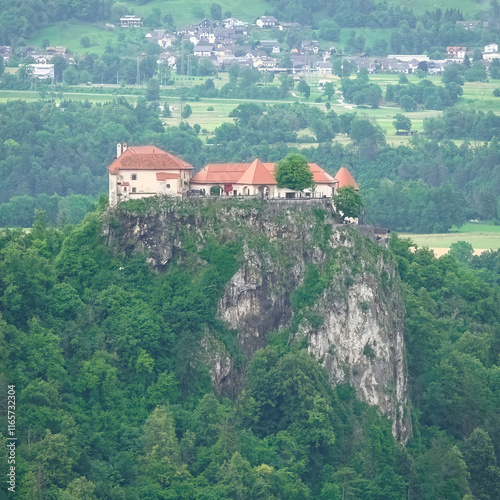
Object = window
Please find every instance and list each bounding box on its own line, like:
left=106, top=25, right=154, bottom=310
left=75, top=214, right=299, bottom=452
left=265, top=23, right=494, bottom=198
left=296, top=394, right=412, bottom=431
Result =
left=132, top=187, right=136, bottom=193
left=166, top=184, right=170, bottom=188
left=131, top=173, right=137, bottom=180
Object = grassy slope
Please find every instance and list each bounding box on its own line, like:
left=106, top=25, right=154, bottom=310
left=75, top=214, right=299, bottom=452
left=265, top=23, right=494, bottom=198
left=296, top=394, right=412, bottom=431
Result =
left=28, top=0, right=270, bottom=55
left=380, top=0, right=489, bottom=16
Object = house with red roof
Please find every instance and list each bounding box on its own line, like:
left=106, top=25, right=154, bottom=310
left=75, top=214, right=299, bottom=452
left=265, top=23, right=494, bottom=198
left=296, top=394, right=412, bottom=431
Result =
left=108, top=145, right=359, bottom=205
left=108, top=144, right=194, bottom=207
left=190, top=158, right=339, bottom=198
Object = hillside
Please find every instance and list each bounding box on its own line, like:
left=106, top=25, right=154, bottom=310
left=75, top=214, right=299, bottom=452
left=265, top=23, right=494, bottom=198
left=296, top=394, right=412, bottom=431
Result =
left=1, top=198, right=500, bottom=498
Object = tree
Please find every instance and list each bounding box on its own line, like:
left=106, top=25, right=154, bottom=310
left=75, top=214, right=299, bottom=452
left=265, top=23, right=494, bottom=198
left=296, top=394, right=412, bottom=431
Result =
left=318, top=20, right=340, bottom=41
left=462, top=428, right=500, bottom=499
left=163, top=101, right=172, bottom=117
left=80, top=36, right=91, bottom=48
left=181, top=104, right=192, bottom=119
left=399, top=94, right=417, bottom=112
left=323, top=82, right=335, bottom=100
left=210, top=3, right=222, bottom=20
left=449, top=241, right=474, bottom=264
left=393, top=114, right=412, bottom=132
left=335, top=185, right=363, bottom=220
left=110, top=2, right=129, bottom=22
left=275, top=153, right=314, bottom=191
left=197, top=59, right=217, bottom=76
left=297, top=79, right=310, bottom=99
left=442, top=64, right=464, bottom=85
left=146, top=77, right=160, bottom=101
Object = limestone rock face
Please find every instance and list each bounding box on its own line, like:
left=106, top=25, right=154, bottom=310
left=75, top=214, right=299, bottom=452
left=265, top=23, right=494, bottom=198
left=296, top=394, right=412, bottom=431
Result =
left=106, top=198, right=409, bottom=440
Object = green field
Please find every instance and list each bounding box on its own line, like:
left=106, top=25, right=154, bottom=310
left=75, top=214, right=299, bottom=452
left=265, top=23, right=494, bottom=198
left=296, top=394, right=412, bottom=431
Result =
left=2, top=71, right=500, bottom=146
left=382, top=0, right=489, bottom=16
left=403, top=223, right=500, bottom=255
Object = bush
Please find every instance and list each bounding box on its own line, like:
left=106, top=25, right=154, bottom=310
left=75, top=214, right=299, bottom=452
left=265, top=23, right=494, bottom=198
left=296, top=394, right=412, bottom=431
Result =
left=207, top=106, right=214, bottom=111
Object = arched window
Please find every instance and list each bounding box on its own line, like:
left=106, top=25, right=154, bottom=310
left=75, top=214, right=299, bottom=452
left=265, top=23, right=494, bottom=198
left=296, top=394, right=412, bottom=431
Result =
left=131, top=173, right=137, bottom=180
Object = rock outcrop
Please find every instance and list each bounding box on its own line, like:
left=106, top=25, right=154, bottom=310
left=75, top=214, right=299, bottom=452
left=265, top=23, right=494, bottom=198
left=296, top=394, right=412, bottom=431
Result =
left=104, top=197, right=409, bottom=440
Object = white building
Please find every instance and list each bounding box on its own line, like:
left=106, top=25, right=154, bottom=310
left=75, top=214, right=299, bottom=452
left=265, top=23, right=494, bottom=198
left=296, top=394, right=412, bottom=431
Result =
left=483, top=52, right=500, bottom=62
left=120, top=15, right=143, bottom=27
left=28, top=64, right=54, bottom=79
left=485, top=43, right=499, bottom=53
left=108, top=145, right=194, bottom=207
left=256, top=16, right=278, bottom=28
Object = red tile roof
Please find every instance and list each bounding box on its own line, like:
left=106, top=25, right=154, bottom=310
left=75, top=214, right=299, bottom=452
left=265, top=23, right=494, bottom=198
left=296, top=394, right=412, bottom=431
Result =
left=191, top=159, right=337, bottom=186
left=191, top=163, right=255, bottom=184
left=109, top=146, right=193, bottom=174
left=237, top=159, right=277, bottom=185
left=335, top=167, right=359, bottom=189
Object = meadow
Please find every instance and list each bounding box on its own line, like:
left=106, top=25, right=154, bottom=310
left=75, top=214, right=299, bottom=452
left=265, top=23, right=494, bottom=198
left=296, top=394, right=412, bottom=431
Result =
left=381, top=0, right=490, bottom=16
left=403, top=222, right=500, bottom=255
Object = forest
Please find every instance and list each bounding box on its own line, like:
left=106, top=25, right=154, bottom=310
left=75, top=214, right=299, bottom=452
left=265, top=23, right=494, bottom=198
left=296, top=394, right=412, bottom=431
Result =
left=0, top=98, right=498, bottom=231
left=0, top=202, right=499, bottom=498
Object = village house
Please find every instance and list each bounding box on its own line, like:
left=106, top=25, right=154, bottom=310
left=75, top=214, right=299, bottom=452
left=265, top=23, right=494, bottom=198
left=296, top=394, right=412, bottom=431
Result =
left=256, top=16, right=278, bottom=29
left=194, top=45, right=214, bottom=57
left=315, top=61, right=333, bottom=74
left=223, top=18, right=248, bottom=28
left=0, top=46, right=12, bottom=62
left=485, top=43, right=499, bottom=53
left=483, top=52, right=500, bottom=62
left=45, top=46, right=67, bottom=57
left=253, top=56, right=278, bottom=69
left=278, top=22, right=301, bottom=31
left=259, top=40, right=281, bottom=53
left=120, top=15, right=143, bottom=27
left=447, top=46, right=467, bottom=59
left=108, top=145, right=194, bottom=207
left=157, top=52, right=177, bottom=68
left=456, top=20, right=488, bottom=30
left=146, top=30, right=176, bottom=49
left=301, top=41, right=319, bottom=54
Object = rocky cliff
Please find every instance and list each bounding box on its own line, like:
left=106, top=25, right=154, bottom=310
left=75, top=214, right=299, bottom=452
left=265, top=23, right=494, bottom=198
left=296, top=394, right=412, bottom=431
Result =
left=104, top=197, right=410, bottom=441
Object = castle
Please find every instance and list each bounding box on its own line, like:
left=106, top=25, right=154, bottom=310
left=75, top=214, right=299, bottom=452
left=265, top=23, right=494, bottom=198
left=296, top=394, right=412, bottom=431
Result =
left=108, top=144, right=358, bottom=207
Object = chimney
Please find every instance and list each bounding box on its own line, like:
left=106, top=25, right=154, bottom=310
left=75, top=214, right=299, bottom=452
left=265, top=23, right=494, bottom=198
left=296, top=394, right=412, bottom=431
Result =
left=117, top=143, right=122, bottom=158
left=123, top=143, right=128, bottom=153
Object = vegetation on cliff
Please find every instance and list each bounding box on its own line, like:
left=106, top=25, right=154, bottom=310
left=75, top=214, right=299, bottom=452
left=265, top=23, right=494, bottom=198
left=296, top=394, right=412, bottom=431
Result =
left=0, top=201, right=499, bottom=498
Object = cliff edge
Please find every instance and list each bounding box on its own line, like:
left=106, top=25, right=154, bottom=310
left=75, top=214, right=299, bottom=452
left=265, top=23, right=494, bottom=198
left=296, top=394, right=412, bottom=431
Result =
left=104, top=197, right=410, bottom=441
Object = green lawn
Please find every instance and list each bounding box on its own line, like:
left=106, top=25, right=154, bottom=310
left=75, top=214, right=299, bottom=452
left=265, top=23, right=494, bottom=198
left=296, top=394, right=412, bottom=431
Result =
left=403, top=222, right=500, bottom=255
